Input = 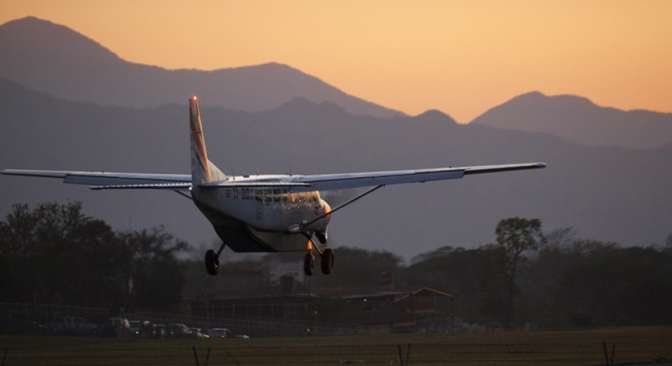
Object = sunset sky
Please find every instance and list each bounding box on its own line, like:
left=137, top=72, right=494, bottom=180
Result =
left=1, top=0, right=670, bottom=122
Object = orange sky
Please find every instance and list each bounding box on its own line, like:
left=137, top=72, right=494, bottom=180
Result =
left=1, top=0, right=670, bottom=122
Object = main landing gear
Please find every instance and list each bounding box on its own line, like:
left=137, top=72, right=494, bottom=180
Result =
left=204, top=236, right=334, bottom=277
left=205, top=242, right=226, bottom=276
left=303, top=237, right=334, bottom=276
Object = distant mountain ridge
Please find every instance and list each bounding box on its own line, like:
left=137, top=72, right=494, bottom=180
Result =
left=2, top=16, right=671, bottom=149
left=1, top=78, right=670, bottom=258
left=472, top=91, right=672, bottom=149
left=0, top=16, right=402, bottom=118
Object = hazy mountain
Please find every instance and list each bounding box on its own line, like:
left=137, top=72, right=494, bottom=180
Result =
left=472, top=91, right=672, bottom=149
left=2, top=78, right=670, bottom=259
left=0, top=16, right=401, bottom=118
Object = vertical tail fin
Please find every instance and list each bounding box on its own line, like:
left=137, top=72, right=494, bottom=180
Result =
left=189, top=96, right=225, bottom=184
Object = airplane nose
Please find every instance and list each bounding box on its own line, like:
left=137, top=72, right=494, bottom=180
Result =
left=319, top=198, right=332, bottom=222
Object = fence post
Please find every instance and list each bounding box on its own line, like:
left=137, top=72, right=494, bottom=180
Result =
left=397, top=344, right=405, bottom=366
left=204, top=347, right=211, bottom=366
left=192, top=346, right=200, bottom=366
left=405, top=343, right=412, bottom=365
left=610, top=343, right=616, bottom=366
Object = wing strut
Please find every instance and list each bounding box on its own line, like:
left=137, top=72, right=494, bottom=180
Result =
left=173, top=190, right=193, bottom=201
left=304, top=184, right=385, bottom=228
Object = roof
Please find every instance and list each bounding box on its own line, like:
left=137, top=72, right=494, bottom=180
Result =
left=341, top=288, right=453, bottom=302
left=393, top=288, right=454, bottom=303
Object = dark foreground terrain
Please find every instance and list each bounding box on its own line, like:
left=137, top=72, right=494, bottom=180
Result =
left=1, top=327, right=671, bottom=365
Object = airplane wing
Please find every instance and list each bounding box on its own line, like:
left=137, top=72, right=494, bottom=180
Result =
left=290, top=162, right=546, bottom=191
left=1, top=169, right=310, bottom=191
left=2, top=162, right=546, bottom=191
left=1, top=169, right=192, bottom=188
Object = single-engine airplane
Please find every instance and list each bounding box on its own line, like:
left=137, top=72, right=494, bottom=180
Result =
left=2, top=97, right=546, bottom=276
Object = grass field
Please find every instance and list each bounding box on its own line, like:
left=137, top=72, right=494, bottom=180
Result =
left=1, top=327, right=671, bottom=366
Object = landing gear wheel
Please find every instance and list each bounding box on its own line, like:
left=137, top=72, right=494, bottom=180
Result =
left=303, top=252, right=315, bottom=276
left=205, top=249, right=220, bottom=276
left=321, top=248, right=335, bottom=275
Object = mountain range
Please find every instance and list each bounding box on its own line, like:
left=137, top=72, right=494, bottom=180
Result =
left=2, top=16, right=671, bottom=149
left=0, top=16, right=401, bottom=118
left=473, top=91, right=672, bottom=149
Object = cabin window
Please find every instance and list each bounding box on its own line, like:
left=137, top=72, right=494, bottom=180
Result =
left=255, top=190, right=262, bottom=202
left=273, top=189, right=281, bottom=202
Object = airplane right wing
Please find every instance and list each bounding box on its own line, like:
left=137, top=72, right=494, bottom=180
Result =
left=290, top=162, right=546, bottom=191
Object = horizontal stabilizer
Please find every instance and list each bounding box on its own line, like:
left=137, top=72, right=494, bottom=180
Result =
left=199, top=181, right=312, bottom=189
left=90, top=183, right=192, bottom=190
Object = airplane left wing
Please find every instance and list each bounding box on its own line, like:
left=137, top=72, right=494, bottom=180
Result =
left=291, top=162, right=546, bottom=191
left=1, top=169, right=192, bottom=188
left=0, top=169, right=309, bottom=191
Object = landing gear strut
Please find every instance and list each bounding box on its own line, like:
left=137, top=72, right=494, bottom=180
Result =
left=315, top=231, right=328, bottom=244
left=205, top=242, right=226, bottom=276
left=321, top=248, right=334, bottom=275
left=303, top=252, right=315, bottom=276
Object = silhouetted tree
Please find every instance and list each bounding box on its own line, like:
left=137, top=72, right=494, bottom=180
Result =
left=118, top=228, right=189, bottom=310
left=495, top=217, right=545, bottom=326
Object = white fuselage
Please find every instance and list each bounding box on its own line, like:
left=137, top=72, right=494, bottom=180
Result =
left=191, top=174, right=332, bottom=252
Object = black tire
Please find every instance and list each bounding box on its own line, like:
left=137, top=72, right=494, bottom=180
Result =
left=321, top=248, right=335, bottom=275
left=303, top=253, right=314, bottom=276
left=205, top=249, right=219, bottom=276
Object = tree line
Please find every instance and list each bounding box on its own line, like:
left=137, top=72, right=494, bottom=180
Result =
left=1, top=202, right=671, bottom=328
left=0, top=202, right=188, bottom=312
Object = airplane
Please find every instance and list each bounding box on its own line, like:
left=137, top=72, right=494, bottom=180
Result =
left=1, top=96, right=546, bottom=276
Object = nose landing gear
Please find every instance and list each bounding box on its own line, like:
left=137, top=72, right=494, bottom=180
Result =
left=205, top=242, right=226, bottom=276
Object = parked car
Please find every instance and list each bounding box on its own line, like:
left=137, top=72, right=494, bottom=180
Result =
left=48, top=316, right=98, bottom=336
left=190, top=327, right=210, bottom=339
left=207, top=327, right=230, bottom=339
left=128, top=320, right=142, bottom=336
left=152, top=323, right=167, bottom=338
left=168, top=323, right=192, bottom=337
